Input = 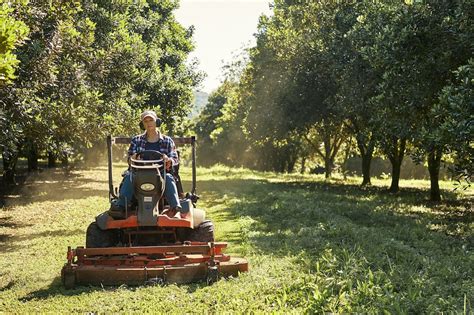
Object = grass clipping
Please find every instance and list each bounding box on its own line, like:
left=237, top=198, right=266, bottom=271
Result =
left=0, top=165, right=472, bottom=313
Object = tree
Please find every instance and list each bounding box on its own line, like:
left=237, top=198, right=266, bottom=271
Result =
left=325, top=1, right=384, bottom=186
left=0, top=2, right=29, bottom=182
left=349, top=1, right=472, bottom=198
left=0, top=2, right=28, bottom=84
left=195, top=81, right=236, bottom=166
left=0, top=0, right=200, bottom=184
left=411, top=1, right=473, bottom=200
left=237, top=1, right=347, bottom=175
left=434, top=60, right=474, bottom=188
left=236, top=10, right=304, bottom=172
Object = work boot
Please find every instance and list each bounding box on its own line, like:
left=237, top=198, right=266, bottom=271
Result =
left=109, top=203, right=124, bottom=212
left=163, top=206, right=182, bottom=218
left=108, top=200, right=127, bottom=219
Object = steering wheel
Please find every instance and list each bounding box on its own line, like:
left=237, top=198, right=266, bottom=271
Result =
left=136, top=150, right=164, bottom=161
left=130, top=150, right=169, bottom=173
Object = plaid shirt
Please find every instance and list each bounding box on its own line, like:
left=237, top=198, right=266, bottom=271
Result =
left=128, top=133, right=179, bottom=165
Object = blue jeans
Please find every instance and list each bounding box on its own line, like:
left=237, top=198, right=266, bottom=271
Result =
left=113, top=170, right=181, bottom=209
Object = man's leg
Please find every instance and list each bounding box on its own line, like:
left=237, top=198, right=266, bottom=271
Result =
left=164, top=173, right=181, bottom=210
left=111, top=170, right=133, bottom=210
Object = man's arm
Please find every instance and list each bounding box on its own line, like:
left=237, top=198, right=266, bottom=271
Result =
left=128, top=136, right=140, bottom=160
left=166, top=137, right=179, bottom=166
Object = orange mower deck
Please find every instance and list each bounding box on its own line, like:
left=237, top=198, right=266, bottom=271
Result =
left=61, top=242, right=248, bottom=288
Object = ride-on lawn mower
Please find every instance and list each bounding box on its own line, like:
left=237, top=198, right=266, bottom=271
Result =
left=61, top=136, right=248, bottom=288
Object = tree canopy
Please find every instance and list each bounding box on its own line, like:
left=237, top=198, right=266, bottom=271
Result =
left=0, top=2, right=28, bottom=84
left=195, top=0, right=473, bottom=200
left=0, top=0, right=200, bottom=183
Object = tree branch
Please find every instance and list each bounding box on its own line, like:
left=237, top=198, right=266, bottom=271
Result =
left=303, top=133, right=325, bottom=159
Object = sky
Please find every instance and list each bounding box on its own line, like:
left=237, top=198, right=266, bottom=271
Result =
left=175, top=0, right=272, bottom=93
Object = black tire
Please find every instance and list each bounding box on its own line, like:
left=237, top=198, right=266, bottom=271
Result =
left=62, top=269, right=76, bottom=289
left=206, top=266, right=219, bottom=285
left=85, top=222, right=117, bottom=248
left=176, top=227, right=192, bottom=243
left=188, top=220, right=215, bottom=242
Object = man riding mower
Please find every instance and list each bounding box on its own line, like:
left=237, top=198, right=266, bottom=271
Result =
left=61, top=111, right=248, bottom=288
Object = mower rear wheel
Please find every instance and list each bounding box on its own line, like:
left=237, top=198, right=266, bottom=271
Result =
left=86, top=222, right=117, bottom=248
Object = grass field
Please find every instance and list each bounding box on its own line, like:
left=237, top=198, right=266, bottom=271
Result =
left=0, top=164, right=472, bottom=313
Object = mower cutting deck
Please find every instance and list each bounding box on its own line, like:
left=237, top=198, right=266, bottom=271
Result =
left=62, top=242, right=248, bottom=288
left=61, top=136, right=248, bottom=288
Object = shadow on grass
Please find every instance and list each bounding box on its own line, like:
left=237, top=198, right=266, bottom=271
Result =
left=0, top=215, right=33, bottom=228
left=0, top=215, right=34, bottom=247
left=189, top=176, right=472, bottom=310
left=20, top=276, right=209, bottom=301
left=0, top=280, right=15, bottom=292
left=18, top=277, right=103, bottom=302
left=1, top=169, right=109, bottom=207
left=196, top=177, right=472, bottom=260
left=13, top=174, right=472, bottom=304
left=184, top=178, right=472, bottom=235
left=0, top=229, right=84, bottom=253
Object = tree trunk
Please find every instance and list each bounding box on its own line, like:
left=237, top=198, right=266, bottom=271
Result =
left=361, top=154, right=372, bottom=186
left=300, top=157, right=306, bottom=174
left=287, top=158, right=296, bottom=173
left=324, top=158, right=332, bottom=179
left=274, top=151, right=285, bottom=173
left=357, top=137, right=376, bottom=186
left=389, top=159, right=401, bottom=192
left=61, top=152, right=69, bottom=166
left=48, top=152, right=57, bottom=168
left=303, top=122, right=344, bottom=179
left=341, top=137, right=352, bottom=180
left=323, top=134, right=333, bottom=179
left=428, top=147, right=442, bottom=202
left=388, top=138, right=406, bottom=193
left=2, top=152, right=18, bottom=185
left=27, top=144, right=39, bottom=172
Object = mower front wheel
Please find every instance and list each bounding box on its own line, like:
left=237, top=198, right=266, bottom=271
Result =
left=86, top=222, right=117, bottom=248
left=188, top=220, right=215, bottom=243
left=176, top=221, right=215, bottom=243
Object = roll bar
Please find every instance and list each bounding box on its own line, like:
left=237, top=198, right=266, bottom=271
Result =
left=107, top=136, right=197, bottom=199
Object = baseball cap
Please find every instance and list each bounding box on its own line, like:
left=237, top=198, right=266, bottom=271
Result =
left=140, top=110, right=158, bottom=121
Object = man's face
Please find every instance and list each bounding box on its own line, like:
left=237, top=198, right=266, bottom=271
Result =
left=143, top=116, right=156, bottom=131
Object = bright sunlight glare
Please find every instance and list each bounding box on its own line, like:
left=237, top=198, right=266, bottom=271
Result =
left=175, top=0, right=272, bottom=93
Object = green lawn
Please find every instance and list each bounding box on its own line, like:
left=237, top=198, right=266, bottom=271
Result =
left=0, top=164, right=472, bottom=313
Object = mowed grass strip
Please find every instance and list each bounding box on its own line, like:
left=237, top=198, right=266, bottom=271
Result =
left=0, top=164, right=472, bottom=313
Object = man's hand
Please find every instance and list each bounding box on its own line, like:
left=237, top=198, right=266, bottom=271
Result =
left=131, top=153, right=140, bottom=160
left=128, top=153, right=140, bottom=165
left=162, top=154, right=172, bottom=170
